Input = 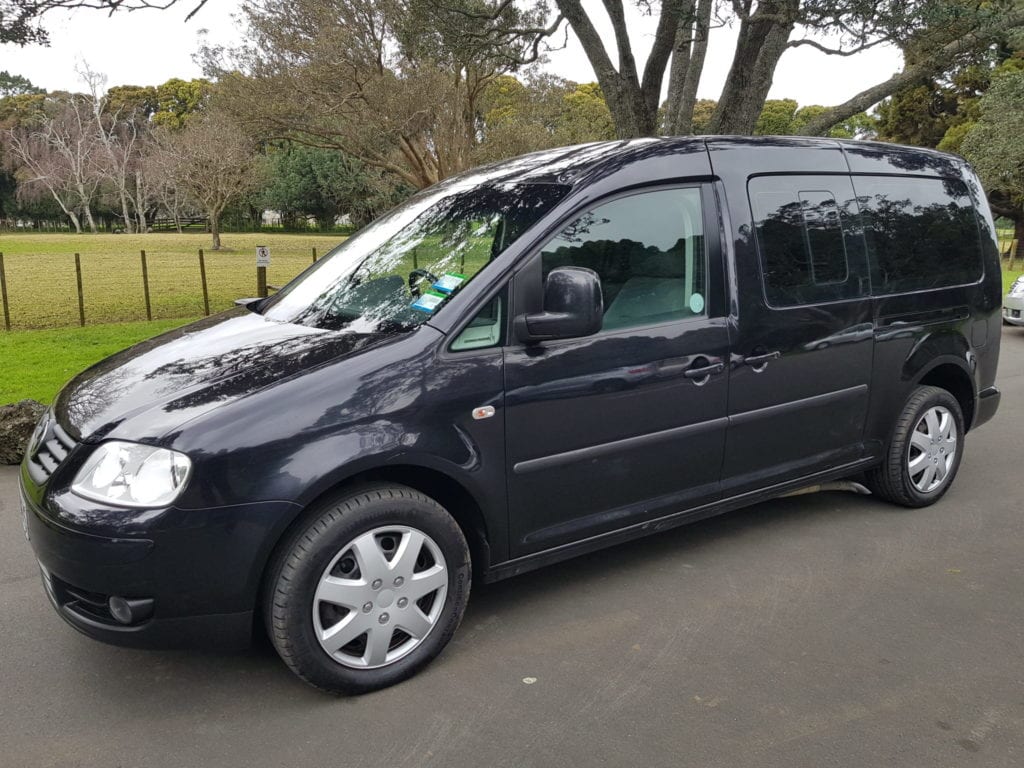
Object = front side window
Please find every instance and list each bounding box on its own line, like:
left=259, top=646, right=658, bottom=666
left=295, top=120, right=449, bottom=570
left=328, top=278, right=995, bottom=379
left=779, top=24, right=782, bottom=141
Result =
left=451, top=295, right=504, bottom=351
left=749, top=176, right=863, bottom=307
left=261, top=182, right=568, bottom=332
left=539, top=188, right=707, bottom=332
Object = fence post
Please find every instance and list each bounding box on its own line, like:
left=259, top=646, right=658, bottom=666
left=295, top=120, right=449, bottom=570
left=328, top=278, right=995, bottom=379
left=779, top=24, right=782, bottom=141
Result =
left=312, top=246, right=317, bottom=264
left=198, top=248, right=210, bottom=316
left=0, top=253, right=10, bottom=331
left=74, top=253, right=85, bottom=327
left=257, top=266, right=268, bottom=298
left=140, top=250, right=152, bottom=321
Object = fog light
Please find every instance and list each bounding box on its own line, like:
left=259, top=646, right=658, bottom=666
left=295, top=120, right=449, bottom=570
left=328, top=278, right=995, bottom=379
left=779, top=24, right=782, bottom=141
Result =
left=107, top=596, right=154, bottom=625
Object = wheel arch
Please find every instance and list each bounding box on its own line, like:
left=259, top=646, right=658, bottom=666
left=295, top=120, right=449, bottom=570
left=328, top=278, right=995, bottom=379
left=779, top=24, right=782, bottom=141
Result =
left=254, top=463, right=495, bottom=622
left=913, top=359, right=976, bottom=431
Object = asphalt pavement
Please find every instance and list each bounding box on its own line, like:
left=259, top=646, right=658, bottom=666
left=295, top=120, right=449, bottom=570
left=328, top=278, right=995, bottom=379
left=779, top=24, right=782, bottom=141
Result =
left=2, top=330, right=1023, bottom=768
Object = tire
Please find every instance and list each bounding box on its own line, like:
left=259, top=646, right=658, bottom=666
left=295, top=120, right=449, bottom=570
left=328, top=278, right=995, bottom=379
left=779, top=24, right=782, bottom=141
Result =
left=864, top=385, right=965, bottom=508
left=264, top=484, right=471, bottom=694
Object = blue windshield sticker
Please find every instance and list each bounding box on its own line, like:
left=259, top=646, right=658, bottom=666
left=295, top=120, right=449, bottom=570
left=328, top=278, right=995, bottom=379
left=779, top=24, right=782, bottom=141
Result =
left=412, top=292, right=445, bottom=313
left=432, top=273, right=466, bottom=294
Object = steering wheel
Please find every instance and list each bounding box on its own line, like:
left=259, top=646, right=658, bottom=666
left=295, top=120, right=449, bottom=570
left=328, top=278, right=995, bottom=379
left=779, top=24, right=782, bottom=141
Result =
left=408, top=268, right=439, bottom=296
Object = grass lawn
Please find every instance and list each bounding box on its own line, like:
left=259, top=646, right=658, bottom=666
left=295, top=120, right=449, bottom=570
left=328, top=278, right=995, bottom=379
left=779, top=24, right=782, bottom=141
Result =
left=0, top=232, right=344, bottom=329
left=1004, top=267, right=1023, bottom=293
left=0, top=318, right=191, bottom=405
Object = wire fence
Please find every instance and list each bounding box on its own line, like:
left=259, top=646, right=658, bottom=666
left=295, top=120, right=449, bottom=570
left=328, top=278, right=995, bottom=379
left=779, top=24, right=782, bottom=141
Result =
left=0, top=244, right=331, bottom=331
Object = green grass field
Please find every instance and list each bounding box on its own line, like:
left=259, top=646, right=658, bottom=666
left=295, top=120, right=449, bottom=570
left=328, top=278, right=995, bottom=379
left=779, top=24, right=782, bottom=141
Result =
left=0, top=232, right=345, bottom=329
left=0, top=319, right=190, bottom=405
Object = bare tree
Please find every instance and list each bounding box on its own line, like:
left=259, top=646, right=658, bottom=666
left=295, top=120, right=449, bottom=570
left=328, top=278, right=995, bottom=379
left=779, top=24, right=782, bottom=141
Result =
left=142, top=138, right=190, bottom=232
left=78, top=64, right=141, bottom=232
left=6, top=96, right=102, bottom=232
left=152, top=113, right=264, bottom=249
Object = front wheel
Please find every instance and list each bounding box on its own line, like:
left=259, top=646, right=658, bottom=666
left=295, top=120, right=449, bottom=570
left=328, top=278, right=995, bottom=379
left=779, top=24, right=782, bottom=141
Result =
left=264, top=485, right=471, bottom=694
left=865, top=385, right=965, bottom=508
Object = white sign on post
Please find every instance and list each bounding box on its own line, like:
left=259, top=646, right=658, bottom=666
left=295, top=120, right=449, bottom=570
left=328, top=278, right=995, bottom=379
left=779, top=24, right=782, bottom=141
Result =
left=256, top=245, right=271, bottom=267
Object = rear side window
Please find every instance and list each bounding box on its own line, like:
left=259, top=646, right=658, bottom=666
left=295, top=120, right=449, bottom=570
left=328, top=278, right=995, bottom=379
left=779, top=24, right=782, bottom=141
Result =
left=749, top=176, right=864, bottom=307
left=852, top=176, right=983, bottom=294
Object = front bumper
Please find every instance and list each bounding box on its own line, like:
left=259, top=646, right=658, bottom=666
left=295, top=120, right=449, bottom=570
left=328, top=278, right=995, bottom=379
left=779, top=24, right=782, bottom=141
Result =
left=20, top=465, right=300, bottom=650
left=1003, top=294, right=1024, bottom=326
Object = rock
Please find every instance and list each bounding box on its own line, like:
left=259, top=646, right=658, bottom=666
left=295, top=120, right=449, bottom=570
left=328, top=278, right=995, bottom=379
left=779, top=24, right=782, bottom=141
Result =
left=0, top=400, right=46, bottom=465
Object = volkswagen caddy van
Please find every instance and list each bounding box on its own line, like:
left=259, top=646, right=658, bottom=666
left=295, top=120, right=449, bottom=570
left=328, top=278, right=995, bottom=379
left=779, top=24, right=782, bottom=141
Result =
left=20, top=137, right=1002, bottom=693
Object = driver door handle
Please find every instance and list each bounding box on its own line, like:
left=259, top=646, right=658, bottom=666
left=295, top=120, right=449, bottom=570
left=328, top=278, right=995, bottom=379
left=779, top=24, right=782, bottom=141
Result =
left=683, top=361, right=725, bottom=379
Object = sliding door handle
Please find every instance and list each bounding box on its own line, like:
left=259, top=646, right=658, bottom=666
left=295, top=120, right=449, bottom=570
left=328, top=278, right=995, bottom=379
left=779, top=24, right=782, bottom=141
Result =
left=742, top=350, right=780, bottom=371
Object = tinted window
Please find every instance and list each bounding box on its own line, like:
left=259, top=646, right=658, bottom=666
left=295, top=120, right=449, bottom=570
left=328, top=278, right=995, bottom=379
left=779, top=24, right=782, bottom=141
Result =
left=749, top=176, right=863, bottom=307
left=853, top=176, right=983, bottom=294
left=540, top=188, right=707, bottom=331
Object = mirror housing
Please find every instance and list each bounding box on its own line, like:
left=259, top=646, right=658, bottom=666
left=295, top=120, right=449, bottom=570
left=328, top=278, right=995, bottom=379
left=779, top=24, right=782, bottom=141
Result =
left=514, top=266, right=603, bottom=343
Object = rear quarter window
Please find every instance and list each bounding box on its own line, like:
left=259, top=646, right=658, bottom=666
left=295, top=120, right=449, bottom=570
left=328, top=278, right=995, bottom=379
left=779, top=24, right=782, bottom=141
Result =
left=852, top=175, right=984, bottom=294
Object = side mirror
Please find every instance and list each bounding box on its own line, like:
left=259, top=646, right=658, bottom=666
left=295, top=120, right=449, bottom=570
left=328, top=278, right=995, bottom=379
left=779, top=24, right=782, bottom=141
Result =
left=514, top=266, right=603, bottom=343
left=234, top=297, right=264, bottom=311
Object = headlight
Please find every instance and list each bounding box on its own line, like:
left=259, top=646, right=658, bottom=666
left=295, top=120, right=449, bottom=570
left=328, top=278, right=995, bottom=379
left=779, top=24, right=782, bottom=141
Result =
left=71, top=441, right=192, bottom=508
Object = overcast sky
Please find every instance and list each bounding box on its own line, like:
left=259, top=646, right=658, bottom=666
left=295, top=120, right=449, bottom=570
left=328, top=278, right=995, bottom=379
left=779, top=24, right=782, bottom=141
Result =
left=2, top=0, right=904, bottom=109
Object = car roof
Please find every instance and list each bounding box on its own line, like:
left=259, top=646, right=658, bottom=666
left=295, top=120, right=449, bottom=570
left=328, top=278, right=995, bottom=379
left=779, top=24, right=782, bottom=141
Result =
left=464, top=135, right=964, bottom=189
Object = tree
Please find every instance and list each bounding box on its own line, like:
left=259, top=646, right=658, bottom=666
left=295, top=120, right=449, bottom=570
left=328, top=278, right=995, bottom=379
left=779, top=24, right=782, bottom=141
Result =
left=261, top=144, right=408, bottom=229
left=153, top=78, right=211, bottom=128
left=205, top=0, right=561, bottom=189
left=1, top=0, right=207, bottom=47
left=799, top=3, right=1024, bottom=135
left=152, top=112, right=265, bottom=249
left=755, top=99, right=799, bottom=135
left=474, top=75, right=615, bottom=161
left=0, top=71, right=43, bottom=98
left=553, top=0, right=1024, bottom=139
left=7, top=95, right=103, bottom=232
left=961, top=69, right=1024, bottom=265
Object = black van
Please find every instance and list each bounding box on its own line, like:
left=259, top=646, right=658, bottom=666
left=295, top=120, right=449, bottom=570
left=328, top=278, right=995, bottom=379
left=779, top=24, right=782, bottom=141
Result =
left=20, top=137, right=1002, bottom=693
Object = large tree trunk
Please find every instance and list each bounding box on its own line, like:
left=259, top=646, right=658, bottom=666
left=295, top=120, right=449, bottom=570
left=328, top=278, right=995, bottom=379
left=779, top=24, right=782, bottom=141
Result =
left=1011, top=214, right=1024, bottom=271
left=603, top=77, right=658, bottom=138
left=555, top=0, right=678, bottom=139
left=82, top=203, right=97, bottom=234
left=674, top=0, right=711, bottom=134
left=210, top=213, right=221, bottom=250
left=119, top=193, right=134, bottom=234
left=664, top=0, right=713, bottom=135
left=710, top=3, right=796, bottom=135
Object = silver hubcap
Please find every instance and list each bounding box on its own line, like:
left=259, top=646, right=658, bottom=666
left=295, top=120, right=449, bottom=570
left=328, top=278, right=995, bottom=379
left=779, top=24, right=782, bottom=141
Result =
left=312, top=526, right=448, bottom=669
left=907, top=405, right=957, bottom=493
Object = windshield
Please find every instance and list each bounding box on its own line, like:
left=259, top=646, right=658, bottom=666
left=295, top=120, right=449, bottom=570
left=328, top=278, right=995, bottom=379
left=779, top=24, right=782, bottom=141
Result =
left=261, top=182, right=569, bottom=332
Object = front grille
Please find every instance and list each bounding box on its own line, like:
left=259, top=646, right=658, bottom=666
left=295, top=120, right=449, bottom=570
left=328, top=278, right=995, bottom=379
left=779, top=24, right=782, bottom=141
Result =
left=26, top=415, right=78, bottom=485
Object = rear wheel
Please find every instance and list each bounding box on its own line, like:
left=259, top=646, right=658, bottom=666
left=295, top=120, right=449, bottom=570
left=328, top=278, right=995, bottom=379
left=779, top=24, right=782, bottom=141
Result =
left=865, top=385, right=964, bottom=508
left=264, top=484, right=470, bottom=694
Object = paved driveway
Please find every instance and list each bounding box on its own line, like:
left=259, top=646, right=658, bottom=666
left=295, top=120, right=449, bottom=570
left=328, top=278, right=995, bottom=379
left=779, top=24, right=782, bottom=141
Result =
left=2, top=330, right=1023, bottom=767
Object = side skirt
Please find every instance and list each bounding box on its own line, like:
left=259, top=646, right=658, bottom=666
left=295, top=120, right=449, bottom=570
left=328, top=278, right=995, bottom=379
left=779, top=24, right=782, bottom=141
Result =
left=482, top=456, right=880, bottom=583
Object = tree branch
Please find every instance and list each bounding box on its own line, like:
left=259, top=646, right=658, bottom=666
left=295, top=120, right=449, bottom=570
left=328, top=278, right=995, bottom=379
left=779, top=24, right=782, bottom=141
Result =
left=799, top=9, right=1024, bottom=136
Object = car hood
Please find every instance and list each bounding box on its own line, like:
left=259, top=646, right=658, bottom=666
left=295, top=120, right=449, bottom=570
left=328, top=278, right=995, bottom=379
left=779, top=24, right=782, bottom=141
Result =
left=53, top=308, right=390, bottom=443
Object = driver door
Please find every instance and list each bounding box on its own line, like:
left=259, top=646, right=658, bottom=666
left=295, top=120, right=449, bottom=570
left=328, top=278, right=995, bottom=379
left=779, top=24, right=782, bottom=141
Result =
left=502, top=185, right=731, bottom=557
